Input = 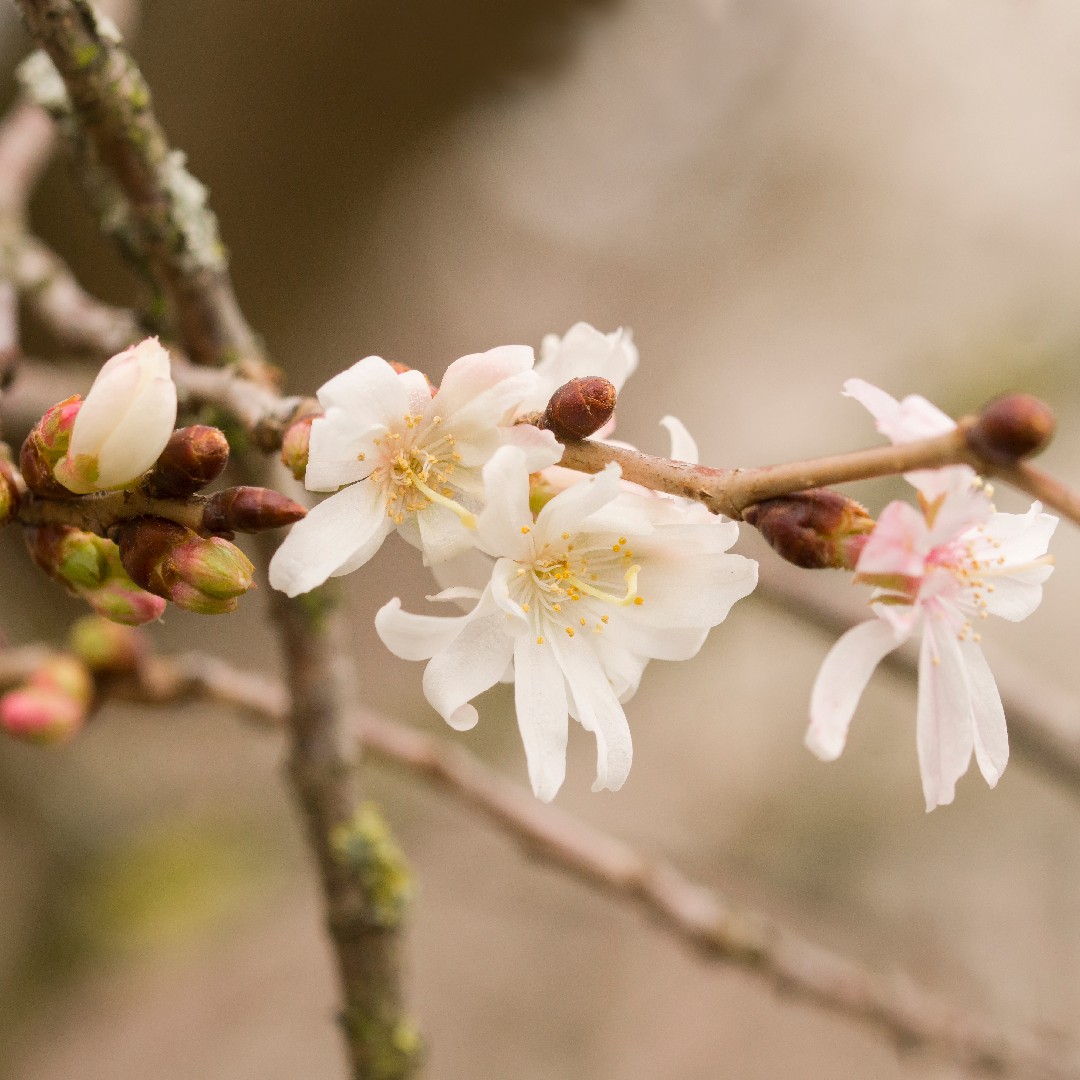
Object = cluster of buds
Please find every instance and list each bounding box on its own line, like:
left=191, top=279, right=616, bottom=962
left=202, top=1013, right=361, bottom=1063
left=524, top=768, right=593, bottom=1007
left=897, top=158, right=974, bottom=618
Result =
left=12, top=338, right=307, bottom=621
left=0, top=616, right=146, bottom=744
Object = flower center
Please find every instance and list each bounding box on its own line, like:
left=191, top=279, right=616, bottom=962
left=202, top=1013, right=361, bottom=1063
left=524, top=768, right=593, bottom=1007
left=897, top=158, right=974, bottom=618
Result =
left=516, top=536, right=643, bottom=645
left=369, top=416, right=475, bottom=528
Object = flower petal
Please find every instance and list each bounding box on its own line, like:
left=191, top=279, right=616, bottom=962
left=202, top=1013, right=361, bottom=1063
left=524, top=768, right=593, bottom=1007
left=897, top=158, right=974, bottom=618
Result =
left=856, top=500, right=930, bottom=578
left=534, top=462, right=623, bottom=543
left=806, top=618, right=903, bottom=761
left=499, top=421, right=563, bottom=473
left=304, top=409, right=383, bottom=491
left=513, top=637, right=569, bottom=801
left=659, top=415, right=699, bottom=464
left=422, top=609, right=514, bottom=731
left=375, top=596, right=481, bottom=661
left=551, top=633, right=632, bottom=792
left=916, top=617, right=974, bottom=811
left=959, top=640, right=1008, bottom=787
left=268, top=481, right=391, bottom=596
left=630, top=552, right=757, bottom=630
left=434, top=346, right=535, bottom=423
left=475, top=446, right=533, bottom=560
left=95, top=375, right=177, bottom=486
left=317, top=356, right=407, bottom=425
left=416, top=504, right=475, bottom=565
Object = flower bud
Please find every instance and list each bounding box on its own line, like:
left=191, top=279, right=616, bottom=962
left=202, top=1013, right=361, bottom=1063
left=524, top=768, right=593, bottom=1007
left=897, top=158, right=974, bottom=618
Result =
left=68, top=615, right=146, bottom=675
left=541, top=376, right=617, bottom=441
left=115, top=517, right=256, bottom=614
left=144, top=424, right=230, bottom=496
left=0, top=655, right=93, bottom=744
left=0, top=458, right=20, bottom=526
left=20, top=396, right=82, bottom=495
left=967, top=393, right=1056, bottom=466
left=202, top=486, right=307, bottom=534
left=281, top=415, right=314, bottom=481
left=85, top=575, right=168, bottom=626
left=744, top=489, right=875, bottom=570
left=53, top=338, right=178, bottom=494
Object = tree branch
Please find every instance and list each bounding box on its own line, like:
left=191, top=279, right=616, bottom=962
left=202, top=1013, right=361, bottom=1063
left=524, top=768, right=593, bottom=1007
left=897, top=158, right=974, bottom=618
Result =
left=352, top=711, right=1079, bottom=1080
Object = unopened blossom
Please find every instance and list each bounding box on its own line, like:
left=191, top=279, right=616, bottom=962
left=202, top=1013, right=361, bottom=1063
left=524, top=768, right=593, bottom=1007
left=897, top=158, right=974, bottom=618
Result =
left=843, top=377, right=973, bottom=502
left=54, top=338, right=178, bottom=494
left=806, top=486, right=1057, bottom=811
left=269, top=347, right=561, bottom=597
left=519, top=323, right=639, bottom=437
left=376, top=445, right=757, bottom=801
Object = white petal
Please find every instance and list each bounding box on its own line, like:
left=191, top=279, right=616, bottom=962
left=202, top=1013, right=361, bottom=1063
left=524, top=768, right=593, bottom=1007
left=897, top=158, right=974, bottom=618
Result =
left=551, top=634, right=632, bottom=792
left=95, top=376, right=177, bottom=486
left=422, top=610, right=514, bottom=731
left=317, top=356, right=407, bottom=425
left=806, top=618, right=903, bottom=761
left=631, top=552, right=757, bottom=630
left=513, top=637, right=569, bottom=801
left=431, top=547, right=499, bottom=598
left=984, top=504, right=1058, bottom=565
left=659, top=415, right=699, bottom=465
left=304, top=409, right=382, bottom=491
left=375, top=596, right=481, bottom=661
left=980, top=566, right=1054, bottom=622
left=67, top=350, right=144, bottom=455
left=593, top=637, right=649, bottom=703
left=534, top=462, right=623, bottom=542
left=475, top=446, right=533, bottom=560
left=499, top=421, right=563, bottom=473
left=416, top=504, right=475, bottom=565
left=916, top=618, right=974, bottom=811
left=959, top=640, right=1008, bottom=787
left=602, top=617, right=710, bottom=662
left=434, top=345, right=535, bottom=421
left=268, top=482, right=391, bottom=596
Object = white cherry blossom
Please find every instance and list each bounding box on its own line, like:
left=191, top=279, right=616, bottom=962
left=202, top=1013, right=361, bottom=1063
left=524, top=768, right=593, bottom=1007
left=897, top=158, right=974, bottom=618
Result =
left=806, top=486, right=1057, bottom=811
left=269, top=347, right=561, bottom=597
left=376, top=445, right=757, bottom=801
left=54, top=338, right=177, bottom=494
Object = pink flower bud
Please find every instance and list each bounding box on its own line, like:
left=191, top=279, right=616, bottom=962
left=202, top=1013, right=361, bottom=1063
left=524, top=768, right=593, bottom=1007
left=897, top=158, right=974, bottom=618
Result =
left=281, top=415, right=314, bottom=481
left=68, top=615, right=146, bottom=675
left=53, top=338, right=178, bottom=494
left=1, top=656, right=93, bottom=744
left=145, top=424, right=230, bottom=496
left=19, top=396, right=82, bottom=495
left=744, top=489, right=876, bottom=570
left=85, top=576, right=168, bottom=626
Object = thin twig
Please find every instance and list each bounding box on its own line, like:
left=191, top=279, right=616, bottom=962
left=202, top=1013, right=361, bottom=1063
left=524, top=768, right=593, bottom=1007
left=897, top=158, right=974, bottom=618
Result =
left=353, top=711, right=1079, bottom=1080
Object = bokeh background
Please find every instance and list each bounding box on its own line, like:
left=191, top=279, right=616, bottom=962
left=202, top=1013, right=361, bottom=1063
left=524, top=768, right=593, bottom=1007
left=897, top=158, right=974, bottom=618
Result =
left=2, top=1, right=1080, bottom=1076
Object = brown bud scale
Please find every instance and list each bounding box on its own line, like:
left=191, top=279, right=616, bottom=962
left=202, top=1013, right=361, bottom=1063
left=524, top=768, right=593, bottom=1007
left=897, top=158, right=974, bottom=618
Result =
left=967, top=393, right=1055, bottom=466
left=145, top=425, right=230, bottom=496
left=541, top=377, right=618, bottom=441
left=202, top=486, right=307, bottom=533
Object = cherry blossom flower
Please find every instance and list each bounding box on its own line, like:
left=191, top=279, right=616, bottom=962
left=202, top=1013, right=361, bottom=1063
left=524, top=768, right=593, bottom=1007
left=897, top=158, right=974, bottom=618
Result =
left=806, top=486, right=1057, bottom=811
left=376, top=445, right=757, bottom=801
left=843, top=377, right=974, bottom=502
left=269, top=347, right=561, bottom=597
left=54, top=338, right=177, bottom=495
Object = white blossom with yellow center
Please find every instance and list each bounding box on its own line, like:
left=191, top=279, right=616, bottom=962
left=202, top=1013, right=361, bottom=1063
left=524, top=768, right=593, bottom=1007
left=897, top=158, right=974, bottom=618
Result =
left=269, top=348, right=561, bottom=597
left=376, top=445, right=758, bottom=801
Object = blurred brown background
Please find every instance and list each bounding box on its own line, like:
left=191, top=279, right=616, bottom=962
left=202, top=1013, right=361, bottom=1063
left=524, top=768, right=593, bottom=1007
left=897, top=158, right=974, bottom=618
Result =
left=3, top=1, right=1080, bottom=1076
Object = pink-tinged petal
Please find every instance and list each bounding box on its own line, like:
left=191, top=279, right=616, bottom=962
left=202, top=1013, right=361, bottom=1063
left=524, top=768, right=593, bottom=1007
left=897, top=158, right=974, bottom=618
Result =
left=268, top=481, right=391, bottom=597
left=916, top=617, right=974, bottom=811
left=806, top=618, right=903, bottom=761
left=659, top=415, right=699, bottom=465
left=925, top=486, right=992, bottom=545
left=317, top=356, right=408, bottom=424
left=475, top=446, right=534, bottom=561
left=304, top=410, right=382, bottom=491
left=422, top=610, right=514, bottom=731
left=375, top=596, right=481, bottom=662
left=843, top=378, right=954, bottom=441
left=434, top=345, right=535, bottom=420
left=551, top=634, right=632, bottom=792
left=857, top=501, right=930, bottom=578
left=513, top=637, right=569, bottom=801
left=979, top=566, right=1054, bottom=622
left=959, top=640, right=1008, bottom=787
left=534, top=462, right=623, bottom=542
left=499, top=422, right=563, bottom=473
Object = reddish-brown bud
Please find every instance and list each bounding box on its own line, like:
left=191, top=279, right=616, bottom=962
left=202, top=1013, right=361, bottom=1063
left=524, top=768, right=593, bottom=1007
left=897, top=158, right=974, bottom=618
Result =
left=967, top=393, right=1056, bottom=466
left=202, top=486, right=307, bottom=534
left=744, top=489, right=876, bottom=570
left=19, top=437, right=66, bottom=496
left=144, top=425, right=230, bottom=496
left=115, top=517, right=256, bottom=614
left=541, top=376, right=617, bottom=441
left=281, top=415, right=314, bottom=481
